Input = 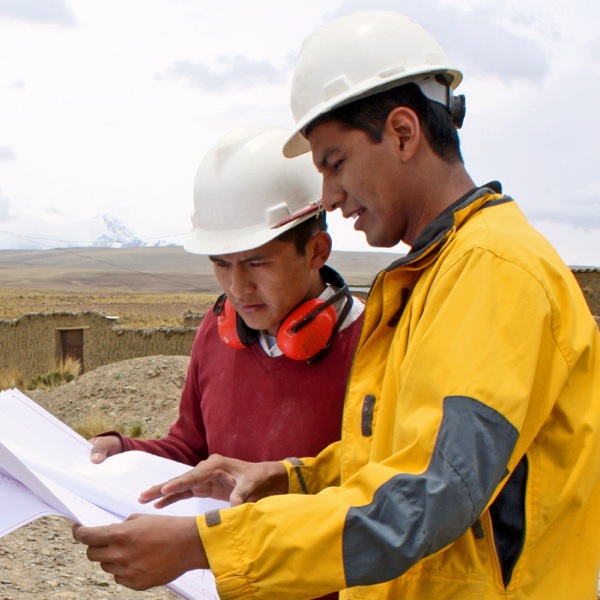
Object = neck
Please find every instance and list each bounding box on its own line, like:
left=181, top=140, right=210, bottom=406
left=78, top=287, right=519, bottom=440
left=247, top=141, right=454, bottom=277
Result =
left=304, top=273, right=328, bottom=302
left=404, top=159, right=475, bottom=247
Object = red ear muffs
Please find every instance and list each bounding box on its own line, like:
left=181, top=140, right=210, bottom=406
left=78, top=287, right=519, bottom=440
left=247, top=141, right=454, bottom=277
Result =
left=214, top=295, right=258, bottom=349
left=215, top=297, right=245, bottom=349
left=213, top=266, right=353, bottom=362
left=276, top=299, right=337, bottom=361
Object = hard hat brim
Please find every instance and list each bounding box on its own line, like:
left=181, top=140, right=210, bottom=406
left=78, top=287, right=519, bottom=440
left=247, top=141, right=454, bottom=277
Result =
left=183, top=211, right=319, bottom=256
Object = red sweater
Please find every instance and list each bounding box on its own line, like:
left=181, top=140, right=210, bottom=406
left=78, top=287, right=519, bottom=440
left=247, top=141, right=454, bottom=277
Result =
left=122, top=309, right=363, bottom=464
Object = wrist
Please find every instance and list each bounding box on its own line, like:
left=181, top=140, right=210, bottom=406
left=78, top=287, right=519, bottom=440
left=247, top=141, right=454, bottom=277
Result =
left=180, top=516, right=210, bottom=571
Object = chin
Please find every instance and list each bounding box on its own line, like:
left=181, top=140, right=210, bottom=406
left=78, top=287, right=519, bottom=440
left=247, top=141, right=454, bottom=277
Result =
left=364, top=232, right=388, bottom=248
left=365, top=228, right=400, bottom=249
left=242, top=316, right=276, bottom=334
left=242, top=319, right=265, bottom=332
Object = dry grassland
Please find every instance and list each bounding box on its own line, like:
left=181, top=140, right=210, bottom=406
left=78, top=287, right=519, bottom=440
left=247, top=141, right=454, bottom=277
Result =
left=0, top=288, right=217, bottom=328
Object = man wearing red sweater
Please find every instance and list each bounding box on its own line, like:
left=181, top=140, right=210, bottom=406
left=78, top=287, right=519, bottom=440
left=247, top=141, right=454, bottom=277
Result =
left=87, top=126, right=363, bottom=600
left=89, top=126, right=364, bottom=472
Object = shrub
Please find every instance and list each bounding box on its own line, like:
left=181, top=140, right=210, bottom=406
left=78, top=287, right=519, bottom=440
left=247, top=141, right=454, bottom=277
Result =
left=60, top=355, right=83, bottom=380
left=72, top=410, right=144, bottom=440
left=71, top=410, right=114, bottom=440
left=26, top=357, right=83, bottom=391
left=0, top=366, right=24, bottom=391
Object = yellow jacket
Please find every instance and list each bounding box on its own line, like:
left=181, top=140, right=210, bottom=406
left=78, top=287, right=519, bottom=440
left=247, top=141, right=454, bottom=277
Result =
left=199, top=185, right=600, bottom=599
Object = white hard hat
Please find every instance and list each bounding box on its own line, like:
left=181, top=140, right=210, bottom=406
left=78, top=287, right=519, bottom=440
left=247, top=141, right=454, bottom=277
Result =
left=185, top=126, right=322, bottom=255
left=283, top=11, right=463, bottom=157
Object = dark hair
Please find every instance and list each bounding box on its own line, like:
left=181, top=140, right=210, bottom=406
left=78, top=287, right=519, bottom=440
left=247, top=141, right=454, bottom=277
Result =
left=275, top=211, right=328, bottom=255
left=306, top=83, right=463, bottom=163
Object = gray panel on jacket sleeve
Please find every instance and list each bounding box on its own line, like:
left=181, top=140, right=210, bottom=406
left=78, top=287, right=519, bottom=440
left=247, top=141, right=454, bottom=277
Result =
left=342, top=395, right=518, bottom=588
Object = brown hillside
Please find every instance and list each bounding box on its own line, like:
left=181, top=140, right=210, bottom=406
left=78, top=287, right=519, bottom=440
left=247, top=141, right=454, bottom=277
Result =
left=0, top=246, right=403, bottom=294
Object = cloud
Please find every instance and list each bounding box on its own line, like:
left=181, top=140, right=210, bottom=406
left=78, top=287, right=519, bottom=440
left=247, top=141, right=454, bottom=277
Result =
left=330, top=0, right=551, bottom=82
left=0, top=0, right=76, bottom=25
left=527, top=185, right=600, bottom=231
left=164, top=55, right=288, bottom=92
left=0, top=189, right=14, bottom=221
left=0, top=146, right=16, bottom=161
left=588, top=34, right=600, bottom=60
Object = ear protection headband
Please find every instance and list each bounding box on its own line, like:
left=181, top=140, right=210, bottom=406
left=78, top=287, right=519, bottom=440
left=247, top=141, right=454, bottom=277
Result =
left=434, top=73, right=466, bottom=129
left=213, top=265, right=353, bottom=363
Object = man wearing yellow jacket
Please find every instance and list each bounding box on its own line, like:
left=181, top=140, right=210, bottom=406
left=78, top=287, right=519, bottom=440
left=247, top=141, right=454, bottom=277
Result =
left=73, top=11, right=600, bottom=599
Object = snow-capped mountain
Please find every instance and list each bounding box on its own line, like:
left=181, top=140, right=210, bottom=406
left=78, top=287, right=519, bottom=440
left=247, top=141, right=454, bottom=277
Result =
left=0, top=214, right=179, bottom=250
left=79, top=214, right=177, bottom=249
left=91, top=214, right=145, bottom=248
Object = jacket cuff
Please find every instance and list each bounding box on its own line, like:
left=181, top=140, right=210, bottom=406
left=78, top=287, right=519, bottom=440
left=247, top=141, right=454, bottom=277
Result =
left=196, top=509, right=255, bottom=599
left=281, top=458, right=309, bottom=494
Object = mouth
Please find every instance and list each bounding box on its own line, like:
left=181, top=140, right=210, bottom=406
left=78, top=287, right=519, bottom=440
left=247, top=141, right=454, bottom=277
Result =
left=347, top=207, right=366, bottom=230
left=344, top=207, right=365, bottom=220
left=237, top=303, right=264, bottom=315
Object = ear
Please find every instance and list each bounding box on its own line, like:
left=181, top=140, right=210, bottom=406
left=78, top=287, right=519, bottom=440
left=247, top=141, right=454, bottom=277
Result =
left=386, top=106, right=420, bottom=161
left=307, top=231, right=332, bottom=270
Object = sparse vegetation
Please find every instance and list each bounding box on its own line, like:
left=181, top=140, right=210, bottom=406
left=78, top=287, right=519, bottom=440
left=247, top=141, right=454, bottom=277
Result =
left=26, top=356, right=82, bottom=391
left=128, top=421, right=144, bottom=438
left=70, top=409, right=113, bottom=439
left=71, top=409, right=144, bottom=440
left=0, top=366, right=24, bottom=391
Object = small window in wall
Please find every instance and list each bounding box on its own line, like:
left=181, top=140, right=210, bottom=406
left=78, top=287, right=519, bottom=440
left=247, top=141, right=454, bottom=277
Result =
left=57, top=328, right=85, bottom=373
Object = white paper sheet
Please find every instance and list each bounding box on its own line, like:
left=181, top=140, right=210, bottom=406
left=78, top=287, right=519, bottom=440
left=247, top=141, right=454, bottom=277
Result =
left=0, top=470, right=59, bottom=536
left=0, top=388, right=227, bottom=599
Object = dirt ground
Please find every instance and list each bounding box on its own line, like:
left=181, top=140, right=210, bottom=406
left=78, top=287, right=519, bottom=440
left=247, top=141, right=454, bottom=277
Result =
left=0, top=355, right=189, bottom=600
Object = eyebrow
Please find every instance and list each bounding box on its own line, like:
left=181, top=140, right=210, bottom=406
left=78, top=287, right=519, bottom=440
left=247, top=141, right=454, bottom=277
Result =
left=208, top=254, right=267, bottom=264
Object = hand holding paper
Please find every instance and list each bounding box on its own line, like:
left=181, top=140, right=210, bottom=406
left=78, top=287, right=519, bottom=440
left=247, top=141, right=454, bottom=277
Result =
left=0, top=389, right=225, bottom=600
left=73, top=514, right=208, bottom=591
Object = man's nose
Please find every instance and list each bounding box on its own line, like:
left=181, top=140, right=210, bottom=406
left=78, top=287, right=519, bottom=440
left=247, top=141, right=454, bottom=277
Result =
left=229, top=265, right=254, bottom=298
left=321, top=177, right=346, bottom=211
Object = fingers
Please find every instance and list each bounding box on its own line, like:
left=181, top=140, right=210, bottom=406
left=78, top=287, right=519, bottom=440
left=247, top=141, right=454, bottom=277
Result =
left=138, top=455, right=283, bottom=509
left=159, top=470, right=205, bottom=496
left=139, top=456, right=232, bottom=506
left=138, top=471, right=202, bottom=505
left=138, top=479, right=196, bottom=508
left=72, top=522, right=144, bottom=591
left=73, top=515, right=208, bottom=590
left=229, top=488, right=248, bottom=507
left=228, top=473, right=264, bottom=506
left=138, top=482, right=165, bottom=504
left=90, top=453, right=106, bottom=464
left=151, top=490, right=194, bottom=509
left=72, top=522, right=116, bottom=547
left=89, top=435, right=123, bottom=464
left=89, top=436, right=107, bottom=464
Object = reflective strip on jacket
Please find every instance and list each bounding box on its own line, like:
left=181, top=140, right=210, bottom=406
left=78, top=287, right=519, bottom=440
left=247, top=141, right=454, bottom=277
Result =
left=198, top=184, right=600, bottom=599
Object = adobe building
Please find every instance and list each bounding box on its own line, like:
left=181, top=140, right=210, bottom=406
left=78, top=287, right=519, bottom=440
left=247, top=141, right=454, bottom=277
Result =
left=0, top=311, right=200, bottom=384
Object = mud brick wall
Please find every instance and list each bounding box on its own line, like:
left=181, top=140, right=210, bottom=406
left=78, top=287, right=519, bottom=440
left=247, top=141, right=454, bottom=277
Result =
left=0, top=311, right=202, bottom=383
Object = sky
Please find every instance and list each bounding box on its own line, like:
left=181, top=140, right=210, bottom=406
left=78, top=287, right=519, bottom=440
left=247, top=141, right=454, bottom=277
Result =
left=0, top=0, right=599, bottom=266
